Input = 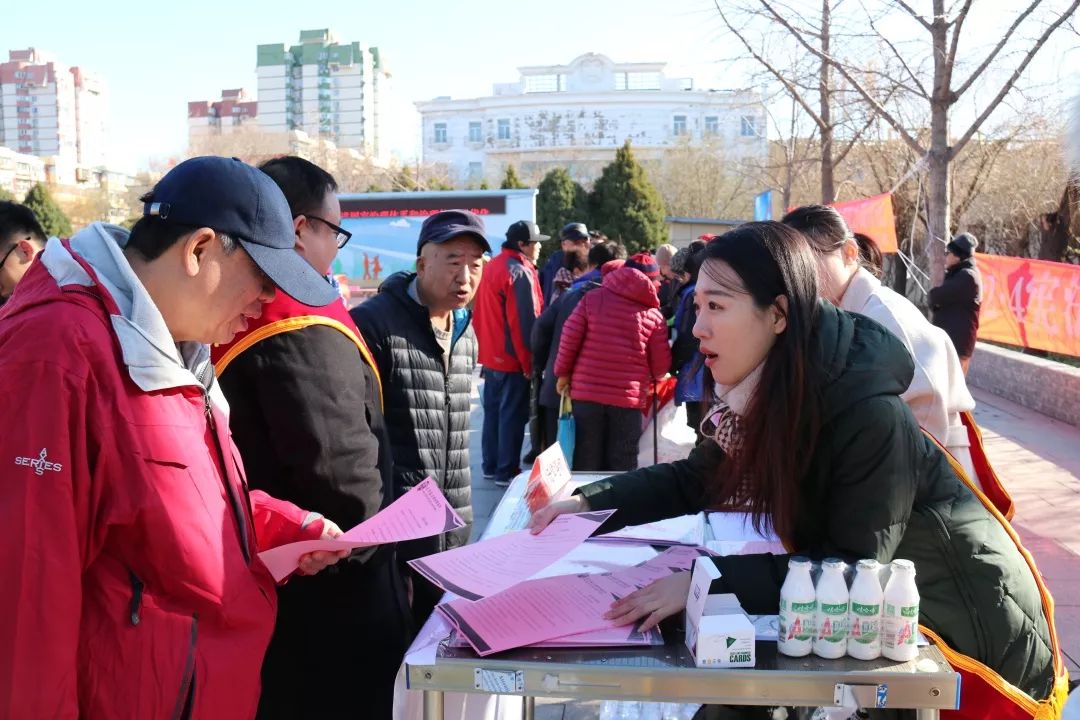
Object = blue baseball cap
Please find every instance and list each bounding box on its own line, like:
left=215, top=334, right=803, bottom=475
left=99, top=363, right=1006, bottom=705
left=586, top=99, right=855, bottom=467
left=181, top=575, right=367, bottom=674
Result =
left=143, top=156, right=337, bottom=307
left=416, top=209, right=491, bottom=256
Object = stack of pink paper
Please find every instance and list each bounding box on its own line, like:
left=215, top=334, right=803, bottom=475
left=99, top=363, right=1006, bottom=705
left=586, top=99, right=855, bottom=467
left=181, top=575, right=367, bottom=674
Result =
left=436, top=546, right=708, bottom=656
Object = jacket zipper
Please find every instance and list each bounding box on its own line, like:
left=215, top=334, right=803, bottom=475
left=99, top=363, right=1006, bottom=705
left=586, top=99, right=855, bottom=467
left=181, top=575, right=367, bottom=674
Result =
left=923, top=504, right=988, bottom=660
left=201, top=380, right=253, bottom=564
left=439, top=314, right=469, bottom=550
left=128, top=570, right=199, bottom=720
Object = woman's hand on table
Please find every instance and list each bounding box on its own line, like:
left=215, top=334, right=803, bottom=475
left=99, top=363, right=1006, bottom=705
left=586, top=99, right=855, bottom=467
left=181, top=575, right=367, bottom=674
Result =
left=528, top=495, right=590, bottom=534
left=605, top=571, right=693, bottom=633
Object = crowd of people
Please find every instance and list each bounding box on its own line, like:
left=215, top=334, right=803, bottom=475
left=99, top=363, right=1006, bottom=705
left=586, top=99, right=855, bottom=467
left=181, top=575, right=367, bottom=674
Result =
left=0, top=152, right=1062, bottom=720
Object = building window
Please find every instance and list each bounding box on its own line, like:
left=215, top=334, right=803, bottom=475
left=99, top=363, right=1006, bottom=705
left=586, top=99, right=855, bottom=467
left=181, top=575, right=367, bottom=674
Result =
left=434, top=122, right=447, bottom=144
left=497, top=118, right=511, bottom=140
left=615, top=71, right=661, bottom=91
left=468, top=121, right=482, bottom=143
left=705, top=116, right=719, bottom=135
left=740, top=115, right=759, bottom=137
left=524, top=73, right=565, bottom=93
left=673, top=115, right=687, bottom=136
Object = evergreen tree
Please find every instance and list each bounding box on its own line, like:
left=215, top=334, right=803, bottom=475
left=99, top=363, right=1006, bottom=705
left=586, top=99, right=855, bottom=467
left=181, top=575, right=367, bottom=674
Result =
left=589, top=140, right=666, bottom=254
left=536, top=168, right=588, bottom=238
left=0, top=188, right=15, bottom=202
left=500, top=164, right=526, bottom=190
left=23, top=183, right=72, bottom=237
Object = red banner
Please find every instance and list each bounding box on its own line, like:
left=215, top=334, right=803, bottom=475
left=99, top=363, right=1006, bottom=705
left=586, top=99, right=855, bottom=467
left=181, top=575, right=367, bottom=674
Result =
left=831, top=193, right=899, bottom=253
left=976, top=253, right=1080, bottom=356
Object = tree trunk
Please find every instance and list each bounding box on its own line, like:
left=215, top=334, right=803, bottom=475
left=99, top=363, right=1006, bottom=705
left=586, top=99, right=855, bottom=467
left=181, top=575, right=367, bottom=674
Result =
left=819, top=0, right=835, bottom=204
left=926, top=0, right=951, bottom=287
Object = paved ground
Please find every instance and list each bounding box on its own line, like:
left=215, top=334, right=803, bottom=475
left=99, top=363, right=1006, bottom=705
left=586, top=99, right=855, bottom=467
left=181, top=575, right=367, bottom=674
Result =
left=463, top=381, right=1080, bottom=718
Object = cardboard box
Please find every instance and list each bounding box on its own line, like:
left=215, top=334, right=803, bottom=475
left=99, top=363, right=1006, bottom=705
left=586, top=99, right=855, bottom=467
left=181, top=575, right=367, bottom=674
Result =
left=685, top=556, right=756, bottom=668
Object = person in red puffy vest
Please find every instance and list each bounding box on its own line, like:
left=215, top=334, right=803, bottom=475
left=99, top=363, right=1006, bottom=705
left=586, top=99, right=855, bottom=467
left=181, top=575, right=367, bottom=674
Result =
left=555, top=253, right=671, bottom=471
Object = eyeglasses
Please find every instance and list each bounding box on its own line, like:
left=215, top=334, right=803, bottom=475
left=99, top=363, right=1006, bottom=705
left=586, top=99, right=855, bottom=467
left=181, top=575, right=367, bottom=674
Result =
left=0, top=243, right=18, bottom=269
left=303, top=215, right=352, bottom=249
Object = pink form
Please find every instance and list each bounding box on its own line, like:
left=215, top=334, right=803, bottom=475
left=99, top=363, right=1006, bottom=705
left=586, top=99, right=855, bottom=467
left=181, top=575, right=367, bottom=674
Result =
left=408, top=510, right=616, bottom=600
left=438, top=545, right=709, bottom=656
left=258, top=477, right=465, bottom=582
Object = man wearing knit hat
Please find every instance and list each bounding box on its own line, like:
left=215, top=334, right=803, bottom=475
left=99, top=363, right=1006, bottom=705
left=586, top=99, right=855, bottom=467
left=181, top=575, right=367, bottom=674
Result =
left=929, top=232, right=983, bottom=373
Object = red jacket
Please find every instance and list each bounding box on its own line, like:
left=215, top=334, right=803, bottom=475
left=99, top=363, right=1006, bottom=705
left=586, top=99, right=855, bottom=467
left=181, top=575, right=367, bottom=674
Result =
left=473, top=247, right=543, bottom=374
left=555, top=266, right=671, bottom=409
left=0, top=235, right=322, bottom=719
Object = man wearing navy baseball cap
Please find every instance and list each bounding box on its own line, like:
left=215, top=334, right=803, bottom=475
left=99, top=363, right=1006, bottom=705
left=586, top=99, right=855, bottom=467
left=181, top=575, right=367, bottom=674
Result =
left=352, top=208, right=489, bottom=627
left=0, top=156, right=347, bottom=718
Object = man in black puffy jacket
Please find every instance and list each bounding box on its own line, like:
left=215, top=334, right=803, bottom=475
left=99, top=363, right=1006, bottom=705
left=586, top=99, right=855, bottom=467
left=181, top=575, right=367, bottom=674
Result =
left=352, top=210, right=488, bottom=625
left=930, top=232, right=982, bottom=374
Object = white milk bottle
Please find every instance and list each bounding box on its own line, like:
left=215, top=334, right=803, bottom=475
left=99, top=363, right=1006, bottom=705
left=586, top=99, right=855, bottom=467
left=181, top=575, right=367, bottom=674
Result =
left=813, top=558, right=849, bottom=659
left=882, top=559, right=920, bottom=661
left=778, top=556, right=816, bottom=657
left=847, top=559, right=884, bottom=660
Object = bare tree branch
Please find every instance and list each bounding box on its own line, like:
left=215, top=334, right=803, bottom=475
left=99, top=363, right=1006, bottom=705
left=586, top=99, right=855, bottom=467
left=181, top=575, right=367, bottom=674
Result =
left=756, top=0, right=927, bottom=155
left=893, top=0, right=933, bottom=30
left=951, top=0, right=1080, bottom=158
left=945, top=0, right=975, bottom=68
left=952, top=0, right=1044, bottom=100
left=715, top=1, right=828, bottom=131
left=858, top=0, right=930, bottom=98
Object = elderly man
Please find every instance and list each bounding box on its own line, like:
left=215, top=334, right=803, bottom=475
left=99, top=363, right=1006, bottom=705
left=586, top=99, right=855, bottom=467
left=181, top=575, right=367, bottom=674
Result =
left=351, top=209, right=488, bottom=625
left=0, top=157, right=344, bottom=718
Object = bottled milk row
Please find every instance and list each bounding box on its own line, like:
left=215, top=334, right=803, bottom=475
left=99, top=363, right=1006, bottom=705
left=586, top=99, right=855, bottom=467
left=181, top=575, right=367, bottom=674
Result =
left=778, top=556, right=920, bottom=661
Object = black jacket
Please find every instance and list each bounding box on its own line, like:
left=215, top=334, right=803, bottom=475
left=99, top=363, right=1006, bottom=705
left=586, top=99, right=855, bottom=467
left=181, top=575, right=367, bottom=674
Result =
left=578, top=302, right=1056, bottom=702
left=218, top=322, right=409, bottom=718
left=351, top=272, right=477, bottom=558
left=539, top=250, right=565, bottom=305
left=929, top=258, right=982, bottom=357
left=531, top=275, right=601, bottom=409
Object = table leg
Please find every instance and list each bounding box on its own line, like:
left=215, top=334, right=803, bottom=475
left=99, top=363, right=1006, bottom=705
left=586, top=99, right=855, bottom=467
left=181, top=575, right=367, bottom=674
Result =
left=522, top=695, right=535, bottom=720
left=422, top=690, right=444, bottom=720
left=915, top=709, right=940, bottom=720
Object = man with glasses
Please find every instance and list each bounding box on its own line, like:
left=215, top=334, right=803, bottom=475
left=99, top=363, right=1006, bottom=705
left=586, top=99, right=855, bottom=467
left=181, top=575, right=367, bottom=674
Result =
left=0, top=156, right=347, bottom=718
left=0, top=201, right=48, bottom=304
left=210, top=156, right=408, bottom=719
left=473, top=219, right=545, bottom=487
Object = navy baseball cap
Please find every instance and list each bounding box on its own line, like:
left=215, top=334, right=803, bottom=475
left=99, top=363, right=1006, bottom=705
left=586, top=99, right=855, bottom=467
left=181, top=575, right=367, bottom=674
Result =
left=416, top=209, right=491, bottom=255
left=143, top=156, right=337, bottom=307
left=561, top=222, right=589, bottom=242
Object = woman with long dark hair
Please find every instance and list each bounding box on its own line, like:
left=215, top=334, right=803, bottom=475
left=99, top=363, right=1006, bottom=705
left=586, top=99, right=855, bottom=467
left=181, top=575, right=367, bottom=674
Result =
left=531, top=222, right=1066, bottom=719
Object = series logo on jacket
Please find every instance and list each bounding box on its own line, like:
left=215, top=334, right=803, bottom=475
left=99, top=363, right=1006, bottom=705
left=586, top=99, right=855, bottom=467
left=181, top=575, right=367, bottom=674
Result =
left=14, top=448, right=63, bottom=475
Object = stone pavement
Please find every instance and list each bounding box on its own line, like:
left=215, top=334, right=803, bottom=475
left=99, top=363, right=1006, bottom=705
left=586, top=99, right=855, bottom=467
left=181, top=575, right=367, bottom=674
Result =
left=464, top=380, right=1080, bottom=718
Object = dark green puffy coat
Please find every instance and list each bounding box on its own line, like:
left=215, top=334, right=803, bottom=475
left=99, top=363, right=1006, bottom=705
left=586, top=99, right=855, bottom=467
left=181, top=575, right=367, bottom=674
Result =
left=578, top=301, right=1056, bottom=701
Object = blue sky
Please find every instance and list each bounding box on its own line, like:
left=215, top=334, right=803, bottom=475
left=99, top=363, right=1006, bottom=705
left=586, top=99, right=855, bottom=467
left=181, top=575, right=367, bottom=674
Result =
left=3, top=0, right=1077, bottom=172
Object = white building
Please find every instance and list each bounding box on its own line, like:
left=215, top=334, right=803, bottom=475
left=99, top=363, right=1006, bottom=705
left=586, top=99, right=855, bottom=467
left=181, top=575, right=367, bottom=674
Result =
left=256, top=30, right=387, bottom=159
left=188, top=88, right=259, bottom=141
left=415, top=53, right=767, bottom=185
left=0, top=48, right=107, bottom=185
left=0, top=145, right=46, bottom=198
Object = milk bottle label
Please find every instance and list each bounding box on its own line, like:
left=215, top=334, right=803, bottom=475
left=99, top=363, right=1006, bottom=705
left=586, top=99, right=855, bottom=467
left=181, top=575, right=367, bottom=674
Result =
left=850, top=601, right=881, bottom=644
left=780, top=600, right=816, bottom=642
left=818, top=602, right=849, bottom=643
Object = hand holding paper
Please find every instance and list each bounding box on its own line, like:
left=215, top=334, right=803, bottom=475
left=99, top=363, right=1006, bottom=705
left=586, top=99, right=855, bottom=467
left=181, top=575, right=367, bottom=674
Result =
left=258, top=478, right=465, bottom=582
left=409, top=510, right=615, bottom=600
left=524, top=442, right=572, bottom=514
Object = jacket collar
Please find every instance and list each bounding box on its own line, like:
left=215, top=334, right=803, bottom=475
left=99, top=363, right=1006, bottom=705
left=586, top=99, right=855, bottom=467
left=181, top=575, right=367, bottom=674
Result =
left=40, top=224, right=221, bottom=400
left=838, top=267, right=880, bottom=315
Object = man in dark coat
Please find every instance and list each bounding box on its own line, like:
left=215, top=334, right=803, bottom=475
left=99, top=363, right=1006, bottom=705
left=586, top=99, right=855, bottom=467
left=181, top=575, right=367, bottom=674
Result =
left=351, top=210, right=487, bottom=625
left=213, top=157, right=409, bottom=719
left=539, top=221, right=589, bottom=304
left=930, top=232, right=982, bottom=373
